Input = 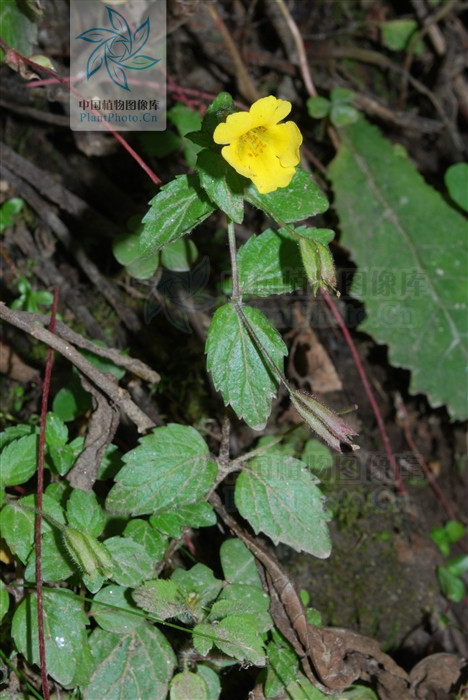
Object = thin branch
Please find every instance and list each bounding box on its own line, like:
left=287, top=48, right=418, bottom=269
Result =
left=320, top=290, right=406, bottom=496
left=273, top=0, right=317, bottom=97
left=0, top=304, right=155, bottom=434
left=35, top=290, right=59, bottom=700
left=18, top=312, right=160, bottom=384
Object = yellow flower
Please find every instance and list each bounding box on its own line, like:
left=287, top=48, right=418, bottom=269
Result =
left=213, top=95, right=302, bottom=194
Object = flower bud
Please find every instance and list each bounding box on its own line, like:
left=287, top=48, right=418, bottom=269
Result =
left=299, top=238, right=336, bottom=293
left=63, top=528, right=114, bottom=579
left=291, top=390, right=358, bottom=452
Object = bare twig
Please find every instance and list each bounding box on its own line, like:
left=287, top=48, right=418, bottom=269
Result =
left=0, top=304, right=155, bottom=433
left=272, top=0, right=317, bottom=97
left=18, top=311, right=160, bottom=384
left=205, top=4, right=259, bottom=103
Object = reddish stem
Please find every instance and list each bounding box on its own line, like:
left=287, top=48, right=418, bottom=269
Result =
left=321, top=290, right=406, bottom=496
left=35, top=289, right=59, bottom=700
left=0, top=40, right=161, bottom=186
left=396, top=396, right=467, bottom=550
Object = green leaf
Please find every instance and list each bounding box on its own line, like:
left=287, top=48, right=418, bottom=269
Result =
left=306, top=96, right=330, bottom=119
left=197, top=149, right=245, bottom=223
left=0, top=493, right=65, bottom=563
left=445, top=163, right=468, bottom=212
left=0, top=580, right=9, bottom=624
left=245, top=169, right=329, bottom=224
left=126, top=253, right=160, bottom=280
left=330, top=103, right=359, bottom=127
left=82, top=624, right=175, bottom=700
left=24, top=531, right=74, bottom=583
left=437, top=566, right=466, bottom=602
left=301, top=440, right=333, bottom=472
left=264, top=633, right=299, bottom=698
left=149, top=501, right=216, bottom=538
left=171, top=563, right=223, bottom=608
left=206, top=303, right=287, bottom=430
left=446, top=554, right=468, bottom=577
left=209, top=583, right=270, bottom=619
left=445, top=520, right=466, bottom=543
left=235, top=456, right=331, bottom=557
left=293, top=226, right=335, bottom=244
left=123, top=518, right=167, bottom=561
left=160, top=237, right=198, bottom=272
left=140, top=174, right=215, bottom=256
left=106, top=424, right=216, bottom=516
left=380, top=19, right=422, bottom=53
left=211, top=614, right=266, bottom=666
left=284, top=672, right=328, bottom=699
left=197, top=665, right=221, bottom=700
left=12, top=589, right=89, bottom=688
left=104, top=536, right=154, bottom=587
left=330, top=88, right=356, bottom=103
left=66, top=489, right=105, bottom=537
left=329, top=117, right=468, bottom=420
left=0, top=423, right=35, bottom=450
left=0, top=434, right=38, bottom=487
left=91, top=585, right=145, bottom=633
left=237, top=228, right=307, bottom=297
left=132, top=579, right=187, bottom=620
left=0, top=0, right=38, bottom=61
left=168, top=103, right=202, bottom=137
left=52, top=377, right=92, bottom=421
left=220, top=539, right=263, bottom=588
left=192, top=622, right=215, bottom=656
left=170, top=671, right=208, bottom=700
left=199, top=92, right=235, bottom=139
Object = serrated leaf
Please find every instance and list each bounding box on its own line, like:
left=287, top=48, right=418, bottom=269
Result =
left=106, top=424, right=216, bottom=516
left=12, top=589, right=89, bottom=687
left=104, top=536, right=154, bottom=587
left=197, top=149, right=245, bottom=223
left=284, top=672, right=328, bottom=699
left=132, top=579, right=186, bottom=620
left=209, top=583, right=269, bottom=619
left=329, top=117, right=468, bottom=420
left=206, top=303, right=287, bottom=429
left=45, top=412, right=68, bottom=447
left=91, top=585, right=145, bottom=633
left=220, top=539, right=263, bottom=588
left=0, top=434, right=38, bottom=487
left=0, top=424, right=34, bottom=450
left=235, top=456, right=331, bottom=557
left=170, top=670, right=208, bottom=700
left=301, top=440, right=333, bottom=472
left=192, top=623, right=215, bottom=656
left=82, top=624, right=175, bottom=700
left=66, top=489, right=105, bottom=537
left=123, top=518, right=167, bottom=561
left=245, top=169, right=329, bottom=224
left=212, top=614, right=266, bottom=666
left=237, top=228, right=307, bottom=297
left=0, top=494, right=65, bottom=563
left=149, top=501, right=216, bottom=538
left=264, top=634, right=299, bottom=698
left=140, top=174, right=215, bottom=256
left=24, top=531, right=74, bottom=583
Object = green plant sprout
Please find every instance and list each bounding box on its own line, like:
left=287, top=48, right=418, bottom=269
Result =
left=11, top=277, right=54, bottom=313
left=431, top=522, right=468, bottom=602
left=0, top=197, right=24, bottom=233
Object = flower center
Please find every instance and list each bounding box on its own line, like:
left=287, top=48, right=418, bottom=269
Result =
left=239, top=126, right=267, bottom=158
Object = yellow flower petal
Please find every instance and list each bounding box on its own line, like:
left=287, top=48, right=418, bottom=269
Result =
left=213, top=95, right=302, bottom=194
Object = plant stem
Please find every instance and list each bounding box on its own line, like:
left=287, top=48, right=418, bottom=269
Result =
left=36, top=289, right=58, bottom=700
left=227, top=219, right=240, bottom=301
